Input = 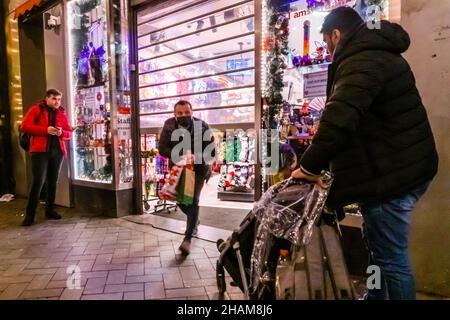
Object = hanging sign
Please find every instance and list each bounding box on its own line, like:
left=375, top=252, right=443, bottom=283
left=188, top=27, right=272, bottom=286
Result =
left=304, top=70, right=328, bottom=99
left=117, top=114, right=131, bottom=139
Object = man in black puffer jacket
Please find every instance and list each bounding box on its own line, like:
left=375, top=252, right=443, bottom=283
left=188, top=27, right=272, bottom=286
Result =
left=159, top=100, right=215, bottom=256
left=291, top=7, right=438, bottom=300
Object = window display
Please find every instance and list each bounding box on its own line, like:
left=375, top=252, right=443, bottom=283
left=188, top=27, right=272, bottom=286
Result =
left=113, top=0, right=133, bottom=184
left=137, top=0, right=256, bottom=204
left=68, top=0, right=111, bottom=183
left=67, top=0, right=133, bottom=186
left=217, top=130, right=256, bottom=201
left=137, top=0, right=256, bottom=126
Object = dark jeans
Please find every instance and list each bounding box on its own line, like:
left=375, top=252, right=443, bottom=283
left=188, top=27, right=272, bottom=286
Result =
left=360, top=181, right=431, bottom=300
left=178, top=172, right=205, bottom=241
left=26, top=149, right=63, bottom=217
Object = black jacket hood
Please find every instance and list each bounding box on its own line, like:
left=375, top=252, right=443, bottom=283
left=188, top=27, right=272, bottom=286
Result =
left=334, top=20, right=411, bottom=64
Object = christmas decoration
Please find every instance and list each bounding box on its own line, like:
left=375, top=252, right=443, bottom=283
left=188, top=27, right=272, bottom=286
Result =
left=262, top=1, right=290, bottom=130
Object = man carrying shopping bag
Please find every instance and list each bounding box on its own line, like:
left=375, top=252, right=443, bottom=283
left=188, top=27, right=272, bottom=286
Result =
left=159, top=100, right=215, bottom=255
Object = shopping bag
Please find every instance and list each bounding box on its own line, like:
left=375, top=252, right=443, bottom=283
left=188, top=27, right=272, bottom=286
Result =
left=177, top=167, right=195, bottom=205
left=159, top=165, right=183, bottom=201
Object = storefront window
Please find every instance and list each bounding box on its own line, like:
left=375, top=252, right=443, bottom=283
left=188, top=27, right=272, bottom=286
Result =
left=112, top=0, right=133, bottom=184
left=137, top=0, right=257, bottom=210
left=67, top=0, right=112, bottom=183
left=137, top=0, right=255, bottom=127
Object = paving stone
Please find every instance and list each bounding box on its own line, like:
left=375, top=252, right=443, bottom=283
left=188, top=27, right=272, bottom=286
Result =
left=27, top=258, right=49, bottom=269
left=106, top=270, right=127, bottom=285
left=145, top=282, right=165, bottom=300
left=183, top=278, right=217, bottom=288
left=112, top=257, right=144, bottom=264
left=81, top=293, right=123, bottom=300
left=2, top=263, right=28, bottom=276
left=46, top=280, right=68, bottom=289
left=83, top=277, right=107, bottom=295
left=179, top=266, right=201, bottom=282
left=91, top=264, right=127, bottom=271
left=144, top=257, right=161, bottom=268
left=163, top=272, right=184, bottom=289
left=124, top=291, right=144, bottom=300
left=27, top=274, right=53, bottom=290
left=21, top=268, right=57, bottom=276
left=77, top=260, right=95, bottom=272
left=0, top=283, right=28, bottom=300
left=165, top=287, right=207, bottom=299
left=125, top=274, right=162, bottom=283
left=127, top=263, right=144, bottom=276
left=20, top=288, right=64, bottom=299
left=59, top=288, right=84, bottom=300
left=104, top=283, right=144, bottom=293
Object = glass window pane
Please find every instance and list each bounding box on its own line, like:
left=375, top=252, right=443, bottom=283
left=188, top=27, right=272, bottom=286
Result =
left=138, top=16, right=254, bottom=58
left=139, top=106, right=254, bottom=129
left=139, top=87, right=254, bottom=114
left=139, top=36, right=255, bottom=77
left=140, top=113, right=172, bottom=129
left=194, top=106, right=254, bottom=124
left=137, top=0, right=252, bottom=32
left=138, top=2, right=254, bottom=47
left=139, top=69, right=254, bottom=100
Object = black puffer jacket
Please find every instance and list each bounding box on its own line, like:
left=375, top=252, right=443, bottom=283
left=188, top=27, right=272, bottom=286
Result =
left=300, top=21, right=439, bottom=208
left=159, top=117, right=215, bottom=178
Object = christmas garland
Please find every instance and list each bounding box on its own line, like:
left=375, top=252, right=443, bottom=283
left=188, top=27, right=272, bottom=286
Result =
left=262, top=1, right=289, bottom=131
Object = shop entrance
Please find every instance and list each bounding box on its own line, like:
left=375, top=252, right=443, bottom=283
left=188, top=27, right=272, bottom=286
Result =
left=135, top=0, right=257, bottom=232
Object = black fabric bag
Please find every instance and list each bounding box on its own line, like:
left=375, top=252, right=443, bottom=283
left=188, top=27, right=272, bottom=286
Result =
left=19, top=108, right=42, bottom=152
left=19, top=132, right=31, bottom=151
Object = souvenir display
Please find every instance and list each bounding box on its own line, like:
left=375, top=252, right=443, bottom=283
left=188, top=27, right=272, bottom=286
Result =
left=216, top=130, right=256, bottom=196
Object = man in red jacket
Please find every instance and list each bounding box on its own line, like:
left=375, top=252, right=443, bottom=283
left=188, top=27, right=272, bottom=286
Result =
left=21, top=89, right=73, bottom=226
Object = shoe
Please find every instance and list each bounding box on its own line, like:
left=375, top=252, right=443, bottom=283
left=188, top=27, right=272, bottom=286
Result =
left=179, top=239, right=191, bottom=256
left=21, top=215, right=34, bottom=226
left=45, top=211, right=62, bottom=220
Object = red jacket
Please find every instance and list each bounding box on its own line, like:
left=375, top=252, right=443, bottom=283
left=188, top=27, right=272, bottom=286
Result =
left=21, top=101, right=73, bottom=156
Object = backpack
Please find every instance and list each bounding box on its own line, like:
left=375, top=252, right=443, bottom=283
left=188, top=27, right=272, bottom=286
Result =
left=19, top=107, right=42, bottom=152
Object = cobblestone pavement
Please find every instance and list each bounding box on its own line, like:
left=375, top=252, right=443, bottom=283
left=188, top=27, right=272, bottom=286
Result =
left=0, top=199, right=245, bottom=300
left=1, top=199, right=446, bottom=300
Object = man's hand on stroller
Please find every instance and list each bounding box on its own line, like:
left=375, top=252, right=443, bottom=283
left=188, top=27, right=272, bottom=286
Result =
left=291, top=166, right=328, bottom=189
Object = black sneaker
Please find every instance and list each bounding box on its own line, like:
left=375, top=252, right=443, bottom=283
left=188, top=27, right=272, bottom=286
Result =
left=21, top=215, right=34, bottom=226
left=45, top=211, right=62, bottom=220
left=179, top=239, right=191, bottom=256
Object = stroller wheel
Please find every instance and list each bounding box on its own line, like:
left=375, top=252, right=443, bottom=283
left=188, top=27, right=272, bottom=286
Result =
left=216, top=261, right=226, bottom=294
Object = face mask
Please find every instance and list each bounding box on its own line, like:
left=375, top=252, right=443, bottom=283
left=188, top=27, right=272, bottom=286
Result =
left=177, top=116, right=192, bottom=128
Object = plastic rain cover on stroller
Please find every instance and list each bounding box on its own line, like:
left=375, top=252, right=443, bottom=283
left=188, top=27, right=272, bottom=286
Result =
left=250, top=172, right=333, bottom=295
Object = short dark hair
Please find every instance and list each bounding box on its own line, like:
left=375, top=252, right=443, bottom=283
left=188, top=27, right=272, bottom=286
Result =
left=320, top=7, right=364, bottom=35
left=46, top=89, right=62, bottom=97
left=174, top=100, right=192, bottom=111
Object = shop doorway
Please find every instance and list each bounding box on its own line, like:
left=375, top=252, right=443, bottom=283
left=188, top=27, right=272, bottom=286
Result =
left=134, top=0, right=257, bottom=231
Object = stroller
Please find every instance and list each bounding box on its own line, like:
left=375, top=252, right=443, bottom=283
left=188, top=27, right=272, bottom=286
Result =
left=216, top=175, right=354, bottom=300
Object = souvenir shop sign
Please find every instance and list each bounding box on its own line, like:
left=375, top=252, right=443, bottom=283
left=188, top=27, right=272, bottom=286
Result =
left=304, top=70, right=327, bottom=99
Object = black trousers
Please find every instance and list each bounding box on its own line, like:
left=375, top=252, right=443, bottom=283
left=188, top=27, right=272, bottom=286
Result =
left=178, top=172, right=205, bottom=241
left=26, top=149, right=63, bottom=217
